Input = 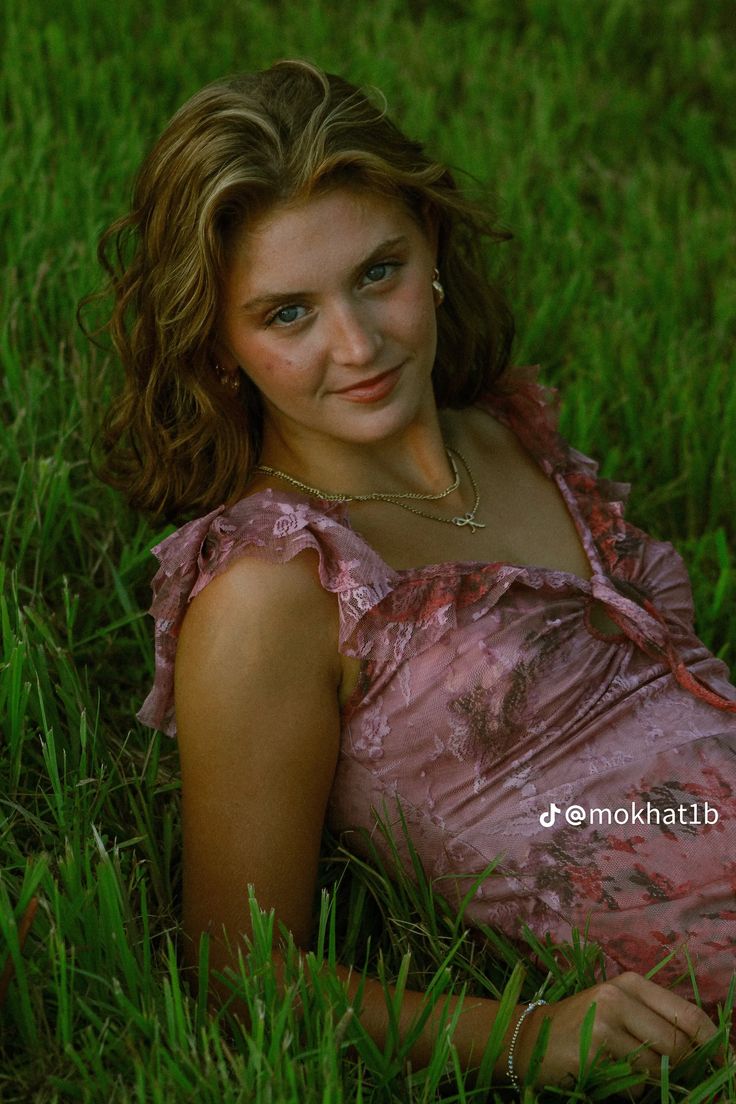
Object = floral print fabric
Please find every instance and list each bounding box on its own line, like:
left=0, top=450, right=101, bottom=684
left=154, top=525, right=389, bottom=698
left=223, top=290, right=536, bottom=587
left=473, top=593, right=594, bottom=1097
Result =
left=139, top=374, right=736, bottom=1013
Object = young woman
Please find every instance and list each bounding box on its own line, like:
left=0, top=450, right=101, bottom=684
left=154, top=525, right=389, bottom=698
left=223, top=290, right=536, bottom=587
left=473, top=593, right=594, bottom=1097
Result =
left=95, top=59, right=734, bottom=1089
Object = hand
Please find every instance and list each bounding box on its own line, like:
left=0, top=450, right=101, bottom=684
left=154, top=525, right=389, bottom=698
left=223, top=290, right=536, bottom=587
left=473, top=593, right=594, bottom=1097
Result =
left=512, top=971, right=719, bottom=1089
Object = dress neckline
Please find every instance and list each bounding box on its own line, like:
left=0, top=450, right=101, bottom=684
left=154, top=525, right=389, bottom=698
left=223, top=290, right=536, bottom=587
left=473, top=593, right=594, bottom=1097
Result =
left=235, top=391, right=609, bottom=589
left=382, top=470, right=605, bottom=586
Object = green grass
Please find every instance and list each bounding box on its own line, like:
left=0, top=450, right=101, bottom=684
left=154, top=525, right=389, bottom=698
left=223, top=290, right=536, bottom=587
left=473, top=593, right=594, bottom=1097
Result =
left=1, top=0, right=735, bottom=1098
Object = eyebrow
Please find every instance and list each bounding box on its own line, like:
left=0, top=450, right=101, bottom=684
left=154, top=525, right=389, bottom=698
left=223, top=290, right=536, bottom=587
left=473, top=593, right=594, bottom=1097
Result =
left=238, top=235, right=410, bottom=312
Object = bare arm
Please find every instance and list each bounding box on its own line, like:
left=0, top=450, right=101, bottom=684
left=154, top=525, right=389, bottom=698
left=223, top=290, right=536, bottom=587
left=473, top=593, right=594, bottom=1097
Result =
left=175, top=549, right=343, bottom=955
left=173, top=550, right=718, bottom=1088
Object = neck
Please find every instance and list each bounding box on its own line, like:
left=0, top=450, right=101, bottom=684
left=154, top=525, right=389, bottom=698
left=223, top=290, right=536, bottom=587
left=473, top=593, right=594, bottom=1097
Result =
left=258, top=401, right=459, bottom=498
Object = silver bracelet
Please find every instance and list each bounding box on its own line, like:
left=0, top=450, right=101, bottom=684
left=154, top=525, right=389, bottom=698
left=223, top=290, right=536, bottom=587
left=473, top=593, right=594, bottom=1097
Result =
left=507, top=998, right=547, bottom=1090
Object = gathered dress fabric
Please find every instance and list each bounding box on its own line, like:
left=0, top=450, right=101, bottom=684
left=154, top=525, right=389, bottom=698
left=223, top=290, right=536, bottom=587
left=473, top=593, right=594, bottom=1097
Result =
left=139, top=375, right=736, bottom=1016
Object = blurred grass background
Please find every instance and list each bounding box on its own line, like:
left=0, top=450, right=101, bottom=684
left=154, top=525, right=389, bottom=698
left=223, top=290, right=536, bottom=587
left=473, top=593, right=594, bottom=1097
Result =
left=1, top=0, right=734, bottom=1099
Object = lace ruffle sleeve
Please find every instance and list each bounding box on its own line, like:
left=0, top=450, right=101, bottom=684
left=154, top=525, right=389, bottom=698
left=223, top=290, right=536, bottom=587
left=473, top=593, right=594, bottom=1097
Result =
left=136, top=490, right=398, bottom=736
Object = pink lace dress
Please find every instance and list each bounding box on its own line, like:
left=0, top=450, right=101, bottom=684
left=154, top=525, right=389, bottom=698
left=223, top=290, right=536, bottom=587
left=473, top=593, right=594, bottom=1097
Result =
left=139, top=377, right=736, bottom=1014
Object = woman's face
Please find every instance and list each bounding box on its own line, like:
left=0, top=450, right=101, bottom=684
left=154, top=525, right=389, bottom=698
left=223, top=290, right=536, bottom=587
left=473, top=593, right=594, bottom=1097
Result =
left=217, top=187, right=439, bottom=456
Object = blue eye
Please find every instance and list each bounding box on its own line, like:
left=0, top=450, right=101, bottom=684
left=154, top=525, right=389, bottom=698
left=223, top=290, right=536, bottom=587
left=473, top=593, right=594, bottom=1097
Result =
left=364, top=262, right=392, bottom=283
left=270, top=304, right=306, bottom=326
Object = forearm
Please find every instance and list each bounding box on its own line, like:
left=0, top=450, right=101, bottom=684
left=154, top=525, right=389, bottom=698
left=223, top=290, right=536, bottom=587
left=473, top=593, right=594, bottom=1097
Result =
left=199, top=945, right=524, bottom=1085
left=331, top=958, right=523, bottom=1080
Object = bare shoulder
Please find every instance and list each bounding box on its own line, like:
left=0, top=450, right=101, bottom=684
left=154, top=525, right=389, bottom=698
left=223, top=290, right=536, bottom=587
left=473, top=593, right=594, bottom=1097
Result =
left=181, top=545, right=339, bottom=639
left=175, top=547, right=343, bottom=752
left=175, top=547, right=346, bottom=718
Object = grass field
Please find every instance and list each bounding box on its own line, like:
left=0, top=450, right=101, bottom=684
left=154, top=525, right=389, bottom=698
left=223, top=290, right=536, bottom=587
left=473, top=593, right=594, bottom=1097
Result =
left=1, top=0, right=735, bottom=1099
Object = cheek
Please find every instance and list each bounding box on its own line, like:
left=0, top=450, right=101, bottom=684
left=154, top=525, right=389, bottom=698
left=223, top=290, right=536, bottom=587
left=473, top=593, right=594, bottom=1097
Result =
left=243, top=346, right=318, bottom=400
left=392, top=281, right=436, bottom=333
left=396, top=292, right=437, bottom=352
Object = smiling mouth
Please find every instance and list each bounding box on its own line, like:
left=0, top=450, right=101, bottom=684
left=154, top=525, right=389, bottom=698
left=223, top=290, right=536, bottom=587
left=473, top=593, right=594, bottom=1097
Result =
left=333, top=365, right=401, bottom=398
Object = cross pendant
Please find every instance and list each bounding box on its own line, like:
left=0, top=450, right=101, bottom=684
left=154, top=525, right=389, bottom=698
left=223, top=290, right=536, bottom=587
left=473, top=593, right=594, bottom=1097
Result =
left=452, top=513, right=486, bottom=533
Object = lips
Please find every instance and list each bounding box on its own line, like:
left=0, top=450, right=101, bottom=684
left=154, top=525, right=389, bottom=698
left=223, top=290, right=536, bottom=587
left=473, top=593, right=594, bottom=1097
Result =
left=333, top=365, right=401, bottom=402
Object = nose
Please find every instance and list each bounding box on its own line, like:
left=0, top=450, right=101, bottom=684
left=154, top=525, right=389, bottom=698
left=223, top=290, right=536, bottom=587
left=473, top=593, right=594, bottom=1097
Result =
left=327, top=301, right=382, bottom=367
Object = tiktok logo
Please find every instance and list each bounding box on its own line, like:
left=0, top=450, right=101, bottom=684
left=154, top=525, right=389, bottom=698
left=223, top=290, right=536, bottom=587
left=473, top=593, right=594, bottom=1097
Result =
left=539, top=802, right=561, bottom=827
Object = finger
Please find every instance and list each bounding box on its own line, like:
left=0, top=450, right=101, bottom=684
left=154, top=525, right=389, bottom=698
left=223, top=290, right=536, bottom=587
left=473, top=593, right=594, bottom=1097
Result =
left=602, top=982, right=701, bottom=1060
left=602, top=978, right=724, bottom=1076
left=610, top=971, right=718, bottom=1047
left=590, top=1027, right=663, bottom=1077
left=623, top=1001, right=700, bottom=1061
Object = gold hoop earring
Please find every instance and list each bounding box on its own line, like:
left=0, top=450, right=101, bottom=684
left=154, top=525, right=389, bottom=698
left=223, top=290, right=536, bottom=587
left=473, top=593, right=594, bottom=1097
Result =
left=216, top=363, right=241, bottom=393
left=432, top=267, right=445, bottom=306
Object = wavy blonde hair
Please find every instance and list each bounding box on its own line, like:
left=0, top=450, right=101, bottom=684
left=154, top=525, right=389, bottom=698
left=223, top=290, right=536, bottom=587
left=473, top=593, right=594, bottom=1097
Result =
left=88, top=59, right=514, bottom=522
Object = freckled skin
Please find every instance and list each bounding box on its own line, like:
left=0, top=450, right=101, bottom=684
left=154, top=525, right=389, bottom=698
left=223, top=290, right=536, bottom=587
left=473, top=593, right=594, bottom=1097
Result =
left=216, top=188, right=444, bottom=490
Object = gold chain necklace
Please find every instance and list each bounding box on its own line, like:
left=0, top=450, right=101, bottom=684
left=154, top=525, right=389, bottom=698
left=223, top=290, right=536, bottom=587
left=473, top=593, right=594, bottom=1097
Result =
left=255, top=447, right=486, bottom=533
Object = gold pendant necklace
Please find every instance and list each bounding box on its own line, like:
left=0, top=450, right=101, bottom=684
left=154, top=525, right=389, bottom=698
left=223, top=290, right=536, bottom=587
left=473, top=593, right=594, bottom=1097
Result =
left=254, top=447, right=486, bottom=533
